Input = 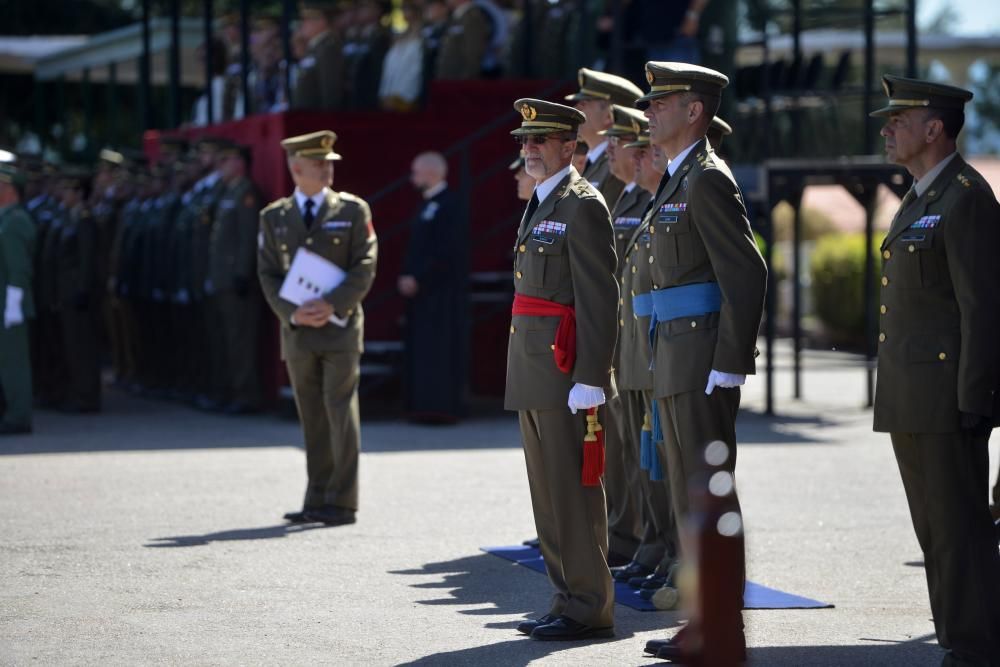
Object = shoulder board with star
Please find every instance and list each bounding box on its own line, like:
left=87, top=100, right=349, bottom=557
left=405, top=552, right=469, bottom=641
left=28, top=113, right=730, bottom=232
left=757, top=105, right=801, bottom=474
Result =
left=956, top=172, right=972, bottom=188
left=260, top=197, right=291, bottom=217
left=570, top=178, right=598, bottom=199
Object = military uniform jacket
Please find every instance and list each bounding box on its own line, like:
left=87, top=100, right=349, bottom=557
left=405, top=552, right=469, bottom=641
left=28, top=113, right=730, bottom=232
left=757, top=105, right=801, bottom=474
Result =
left=616, top=198, right=654, bottom=393
left=583, top=150, right=625, bottom=214
left=55, top=206, right=97, bottom=306
left=435, top=3, right=490, bottom=80
left=874, top=156, right=1000, bottom=433
left=504, top=166, right=619, bottom=411
left=646, top=138, right=767, bottom=399
left=292, top=31, right=345, bottom=110
left=0, top=204, right=37, bottom=318
left=191, top=179, right=227, bottom=300
left=208, top=178, right=260, bottom=293
left=258, top=189, right=378, bottom=357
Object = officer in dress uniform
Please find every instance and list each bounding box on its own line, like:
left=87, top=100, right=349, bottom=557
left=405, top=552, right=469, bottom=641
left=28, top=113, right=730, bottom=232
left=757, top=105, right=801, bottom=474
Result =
left=292, top=2, right=346, bottom=111
left=0, top=164, right=37, bottom=434
left=564, top=68, right=644, bottom=209
left=598, top=103, right=650, bottom=567
left=398, top=151, right=466, bottom=422
left=506, top=99, right=619, bottom=641
left=871, top=75, right=1000, bottom=666
left=258, top=130, right=377, bottom=526
left=207, top=141, right=263, bottom=413
left=638, top=62, right=767, bottom=663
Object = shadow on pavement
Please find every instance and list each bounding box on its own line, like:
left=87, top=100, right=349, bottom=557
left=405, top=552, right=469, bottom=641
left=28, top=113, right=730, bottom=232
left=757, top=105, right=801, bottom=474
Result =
left=144, top=523, right=330, bottom=547
left=748, top=635, right=942, bottom=666
left=391, top=553, right=682, bottom=665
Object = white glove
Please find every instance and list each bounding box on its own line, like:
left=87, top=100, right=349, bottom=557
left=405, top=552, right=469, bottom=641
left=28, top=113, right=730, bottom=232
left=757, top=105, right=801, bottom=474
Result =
left=705, top=369, right=746, bottom=395
left=4, top=286, right=24, bottom=329
left=568, top=383, right=606, bottom=414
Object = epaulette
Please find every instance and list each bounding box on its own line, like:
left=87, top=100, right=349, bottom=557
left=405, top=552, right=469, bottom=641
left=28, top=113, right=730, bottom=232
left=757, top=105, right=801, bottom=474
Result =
left=260, top=198, right=288, bottom=215
left=570, top=179, right=597, bottom=198
left=956, top=172, right=972, bottom=188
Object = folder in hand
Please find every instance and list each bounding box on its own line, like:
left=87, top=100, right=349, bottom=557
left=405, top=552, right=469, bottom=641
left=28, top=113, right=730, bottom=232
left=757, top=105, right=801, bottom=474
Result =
left=278, top=248, right=349, bottom=327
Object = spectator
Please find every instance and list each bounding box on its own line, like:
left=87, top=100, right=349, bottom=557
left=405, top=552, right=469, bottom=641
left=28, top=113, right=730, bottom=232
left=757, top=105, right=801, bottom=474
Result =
left=475, top=0, right=507, bottom=77
left=344, top=0, right=391, bottom=110
left=292, top=1, right=346, bottom=110
left=379, top=3, right=425, bottom=111
left=420, top=0, right=449, bottom=87
left=191, top=38, right=231, bottom=126
left=248, top=16, right=284, bottom=114
left=435, top=0, right=490, bottom=80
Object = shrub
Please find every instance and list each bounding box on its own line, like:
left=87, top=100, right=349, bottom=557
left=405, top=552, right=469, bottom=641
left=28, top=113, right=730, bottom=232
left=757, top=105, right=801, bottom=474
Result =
left=809, top=233, right=881, bottom=343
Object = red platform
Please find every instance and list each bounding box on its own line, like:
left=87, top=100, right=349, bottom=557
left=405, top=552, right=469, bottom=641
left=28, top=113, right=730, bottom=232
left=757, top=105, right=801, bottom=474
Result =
left=145, top=79, right=573, bottom=401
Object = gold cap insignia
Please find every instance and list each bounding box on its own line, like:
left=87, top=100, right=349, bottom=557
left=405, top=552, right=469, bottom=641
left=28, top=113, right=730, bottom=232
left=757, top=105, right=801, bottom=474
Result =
left=631, top=118, right=641, bottom=134
left=520, top=104, right=537, bottom=121
left=578, top=70, right=585, bottom=87
left=321, top=135, right=333, bottom=151
left=646, top=69, right=654, bottom=85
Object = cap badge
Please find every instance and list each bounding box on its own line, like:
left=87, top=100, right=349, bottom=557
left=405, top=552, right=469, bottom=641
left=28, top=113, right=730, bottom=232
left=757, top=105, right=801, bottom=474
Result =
left=321, top=135, right=333, bottom=151
left=520, top=104, right=537, bottom=121
left=646, top=69, right=654, bottom=85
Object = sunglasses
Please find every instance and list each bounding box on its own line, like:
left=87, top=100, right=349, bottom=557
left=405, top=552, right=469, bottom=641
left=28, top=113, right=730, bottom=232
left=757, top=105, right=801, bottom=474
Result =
left=514, top=135, right=569, bottom=146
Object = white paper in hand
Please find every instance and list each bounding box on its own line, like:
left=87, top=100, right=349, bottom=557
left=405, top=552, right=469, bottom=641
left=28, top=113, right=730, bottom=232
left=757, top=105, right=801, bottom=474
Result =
left=278, top=248, right=349, bottom=327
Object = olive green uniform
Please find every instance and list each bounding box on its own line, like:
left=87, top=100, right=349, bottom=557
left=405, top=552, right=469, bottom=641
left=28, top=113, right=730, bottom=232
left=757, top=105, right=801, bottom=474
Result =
left=258, top=189, right=377, bottom=512
left=874, top=155, right=1000, bottom=662
left=582, top=150, right=624, bottom=216
left=505, top=165, right=619, bottom=628
left=435, top=2, right=490, bottom=80
left=0, top=203, right=37, bottom=429
left=292, top=31, right=345, bottom=110
left=208, top=177, right=263, bottom=409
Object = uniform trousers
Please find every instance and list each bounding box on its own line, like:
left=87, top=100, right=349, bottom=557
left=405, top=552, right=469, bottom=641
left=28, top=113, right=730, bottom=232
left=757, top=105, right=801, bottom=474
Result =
left=0, top=323, right=32, bottom=427
left=891, top=431, right=1000, bottom=665
left=285, top=349, right=361, bottom=511
left=604, top=392, right=643, bottom=559
left=620, top=388, right=677, bottom=570
left=518, top=407, right=614, bottom=628
left=656, top=387, right=745, bottom=626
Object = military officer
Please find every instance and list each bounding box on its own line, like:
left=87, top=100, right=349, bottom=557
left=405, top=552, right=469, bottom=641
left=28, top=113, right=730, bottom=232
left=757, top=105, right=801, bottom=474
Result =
left=871, top=75, right=1000, bottom=665
left=258, top=130, right=377, bottom=526
left=707, top=115, right=732, bottom=153
left=398, top=151, right=466, bottom=422
left=506, top=99, right=619, bottom=641
left=638, top=62, right=767, bottom=662
left=208, top=141, right=263, bottom=413
left=615, top=127, right=682, bottom=605
left=564, top=68, right=644, bottom=208
left=509, top=154, right=534, bottom=203
left=0, top=164, right=37, bottom=434
left=292, top=2, right=345, bottom=111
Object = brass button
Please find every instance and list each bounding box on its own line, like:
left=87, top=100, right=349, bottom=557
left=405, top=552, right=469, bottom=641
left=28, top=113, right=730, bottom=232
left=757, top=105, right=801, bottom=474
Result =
left=333, top=238, right=341, bottom=245
left=938, top=352, right=947, bottom=360
left=550, top=344, right=555, bottom=350
left=881, top=276, right=889, bottom=286
left=306, top=238, right=313, bottom=245
left=619, top=297, right=623, bottom=305
left=650, top=226, right=655, bottom=234
left=879, top=333, right=886, bottom=342
left=518, top=244, right=526, bottom=253
left=648, top=256, right=655, bottom=264
left=652, top=284, right=659, bottom=289
left=617, top=233, right=624, bottom=239
left=537, top=246, right=544, bottom=253
left=883, top=250, right=891, bottom=260
left=510, top=325, right=516, bottom=333
left=631, top=266, right=637, bottom=274
left=630, top=289, right=636, bottom=296
left=690, top=321, right=697, bottom=328
left=646, top=243, right=651, bottom=249
left=880, top=305, right=887, bottom=314
left=515, top=271, right=523, bottom=279
left=634, top=243, right=639, bottom=250
left=619, top=318, right=625, bottom=327
left=908, top=245, right=915, bottom=252
left=280, top=244, right=288, bottom=251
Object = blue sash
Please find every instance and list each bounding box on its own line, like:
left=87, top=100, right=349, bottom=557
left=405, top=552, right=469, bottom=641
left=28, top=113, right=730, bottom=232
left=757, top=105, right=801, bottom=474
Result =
left=648, top=282, right=723, bottom=367
left=632, top=292, right=653, bottom=318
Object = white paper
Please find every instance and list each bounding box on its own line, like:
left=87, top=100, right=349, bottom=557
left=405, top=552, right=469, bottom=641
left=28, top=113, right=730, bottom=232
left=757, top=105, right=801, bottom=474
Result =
left=278, top=248, right=349, bottom=327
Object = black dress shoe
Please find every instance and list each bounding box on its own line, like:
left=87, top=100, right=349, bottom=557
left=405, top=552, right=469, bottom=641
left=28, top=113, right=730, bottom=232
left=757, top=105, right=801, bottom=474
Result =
left=530, top=615, right=614, bottom=641
left=612, top=561, right=653, bottom=583
left=645, top=627, right=685, bottom=655
left=0, top=422, right=31, bottom=435
left=630, top=573, right=666, bottom=589
left=654, top=629, right=745, bottom=663
left=283, top=509, right=318, bottom=524
left=306, top=505, right=357, bottom=526
left=607, top=551, right=632, bottom=568
left=522, top=537, right=540, bottom=548
left=516, top=614, right=555, bottom=635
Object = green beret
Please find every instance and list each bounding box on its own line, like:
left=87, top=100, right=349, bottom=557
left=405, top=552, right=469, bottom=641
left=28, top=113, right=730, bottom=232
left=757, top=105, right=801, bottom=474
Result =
left=636, top=62, right=729, bottom=109
left=869, top=74, right=973, bottom=118
left=565, top=68, right=643, bottom=108
left=510, top=98, right=586, bottom=136
left=280, top=130, right=342, bottom=160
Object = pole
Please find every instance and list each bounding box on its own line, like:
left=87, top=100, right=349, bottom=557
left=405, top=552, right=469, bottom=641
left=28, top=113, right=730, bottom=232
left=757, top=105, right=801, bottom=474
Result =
left=282, top=0, right=294, bottom=106
left=792, top=187, right=803, bottom=400
left=863, top=0, right=875, bottom=153
left=906, top=0, right=918, bottom=77
left=140, top=0, right=152, bottom=132
left=204, top=0, right=215, bottom=124
left=82, top=67, right=93, bottom=155
left=169, top=0, right=181, bottom=128
left=107, top=62, right=118, bottom=147
left=240, top=0, right=251, bottom=115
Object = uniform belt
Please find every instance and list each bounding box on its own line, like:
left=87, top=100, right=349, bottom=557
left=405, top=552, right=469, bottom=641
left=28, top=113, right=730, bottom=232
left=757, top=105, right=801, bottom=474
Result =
left=511, top=293, right=576, bottom=374
left=648, top=282, right=722, bottom=366
left=632, top=292, right=653, bottom=318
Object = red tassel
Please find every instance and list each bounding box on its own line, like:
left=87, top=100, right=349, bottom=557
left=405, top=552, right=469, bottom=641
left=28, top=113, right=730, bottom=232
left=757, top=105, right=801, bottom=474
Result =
left=582, top=406, right=606, bottom=486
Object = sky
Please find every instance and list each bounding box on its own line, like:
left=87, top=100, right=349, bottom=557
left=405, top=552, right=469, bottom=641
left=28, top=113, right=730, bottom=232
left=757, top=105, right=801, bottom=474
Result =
left=917, top=0, right=1000, bottom=35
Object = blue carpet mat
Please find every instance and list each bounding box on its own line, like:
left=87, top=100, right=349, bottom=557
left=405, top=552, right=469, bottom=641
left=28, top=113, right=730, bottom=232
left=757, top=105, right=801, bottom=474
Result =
left=481, top=545, right=833, bottom=611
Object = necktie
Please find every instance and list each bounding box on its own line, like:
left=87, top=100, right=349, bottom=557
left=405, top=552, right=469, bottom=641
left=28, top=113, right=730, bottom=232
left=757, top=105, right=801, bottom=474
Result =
left=891, top=187, right=917, bottom=226
left=583, top=158, right=592, bottom=174
left=524, top=192, right=539, bottom=223
left=303, top=199, right=315, bottom=229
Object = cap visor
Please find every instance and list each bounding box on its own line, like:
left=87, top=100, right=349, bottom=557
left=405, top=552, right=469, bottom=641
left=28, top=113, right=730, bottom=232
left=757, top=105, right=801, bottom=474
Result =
left=623, top=140, right=650, bottom=149
left=869, top=105, right=897, bottom=118
left=510, top=126, right=566, bottom=136
left=564, top=92, right=603, bottom=103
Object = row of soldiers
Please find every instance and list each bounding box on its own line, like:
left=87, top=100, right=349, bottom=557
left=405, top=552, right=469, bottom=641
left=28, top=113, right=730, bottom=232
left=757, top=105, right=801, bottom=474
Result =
left=18, top=137, right=263, bottom=418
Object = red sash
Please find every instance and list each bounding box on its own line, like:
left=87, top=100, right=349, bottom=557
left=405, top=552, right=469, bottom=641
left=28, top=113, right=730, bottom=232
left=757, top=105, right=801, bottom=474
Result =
left=511, top=294, right=576, bottom=373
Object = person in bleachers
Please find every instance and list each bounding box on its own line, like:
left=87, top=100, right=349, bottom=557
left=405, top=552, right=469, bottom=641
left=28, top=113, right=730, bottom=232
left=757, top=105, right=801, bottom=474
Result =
left=379, top=3, right=425, bottom=112
left=435, top=0, right=490, bottom=80
left=291, top=1, right=346, bottom=111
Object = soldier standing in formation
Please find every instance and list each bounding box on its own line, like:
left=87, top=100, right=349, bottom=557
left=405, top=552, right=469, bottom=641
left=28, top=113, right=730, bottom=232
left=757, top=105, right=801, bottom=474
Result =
left=871, top=75, right=1000, bottom=665
left=398, top=151, right=466, bottom=422
left=638, top=62, right=767, bottom=662
left=565, top=67, right=643, bottom=210
left=258, top=130, right=377, bottom=526
left=0, top=164, right=37, bottom=434
left=506, top=99, right=618, bottom=641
